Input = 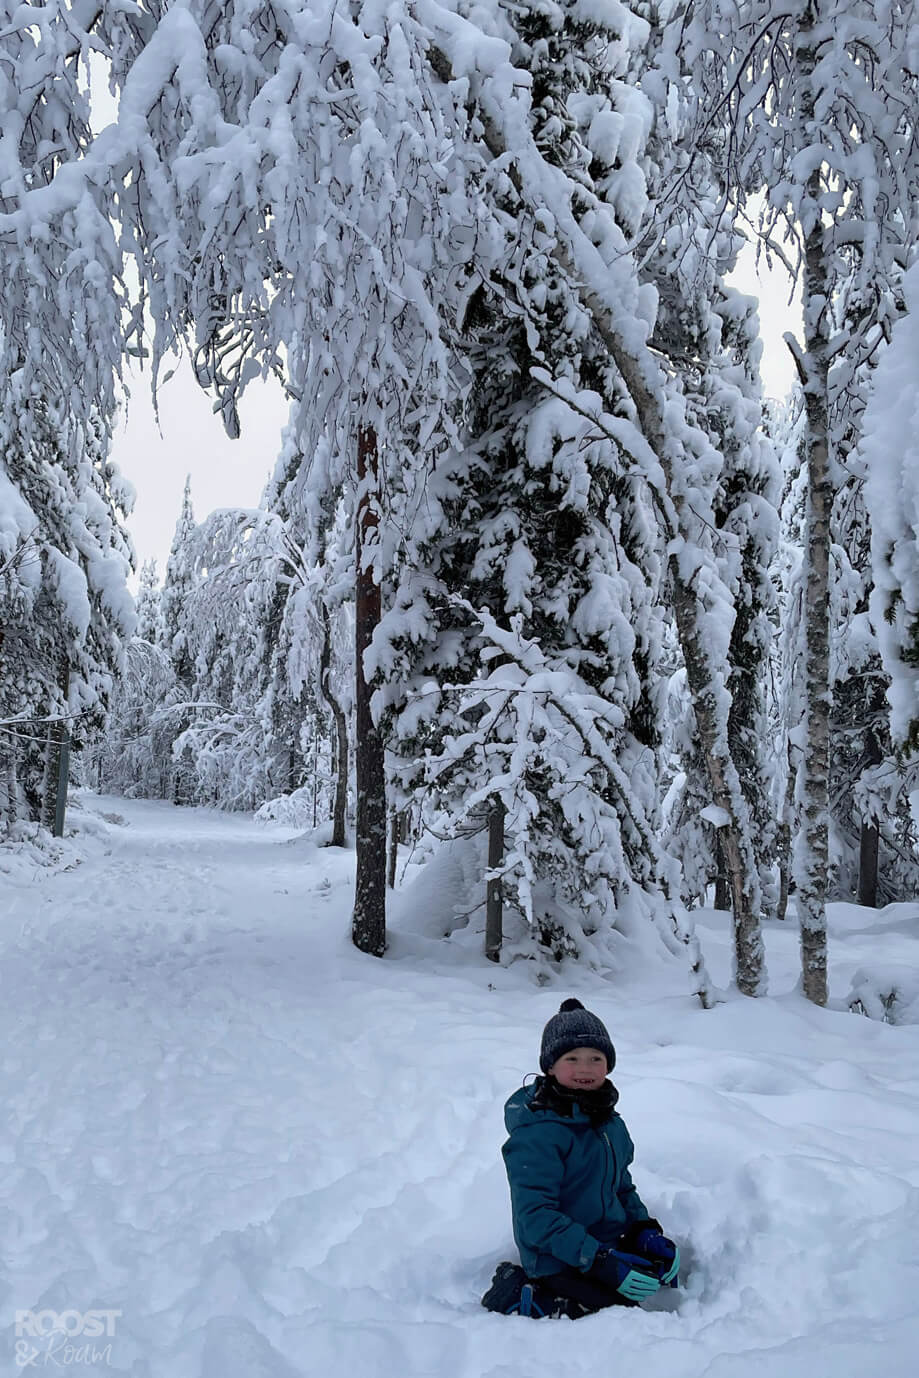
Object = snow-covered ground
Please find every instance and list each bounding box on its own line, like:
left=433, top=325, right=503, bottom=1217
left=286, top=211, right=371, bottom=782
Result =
left=2, top=796, right=918, bottom=1378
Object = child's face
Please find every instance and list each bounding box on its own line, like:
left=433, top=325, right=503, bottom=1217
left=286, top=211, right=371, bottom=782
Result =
left=549, top=1046, right=608, bottom=1091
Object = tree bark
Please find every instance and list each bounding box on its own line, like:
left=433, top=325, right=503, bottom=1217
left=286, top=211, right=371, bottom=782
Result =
left=352, top=423, right=387, bottom=957
left=776, top=736, right=799, bottom=922
left=485, top=798, right=506, bottom=962
left=713, top=837, right=730, bottom=911
left=671, top=578, right=764, bottom=993
left=387, top=809, right=399, bottom=890
left=41, top=667, right=71, bottom=837
left=857, top=727, right=881, bottom=908
left=858, top=819, right=879, bottom=908
left=319, top=602, right=349, bottom=848
left=791, top=5, right=830, bottom=1006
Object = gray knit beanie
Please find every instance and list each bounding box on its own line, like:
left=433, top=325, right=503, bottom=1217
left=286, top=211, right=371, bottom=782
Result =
left=539, top=998, right=616, bottom=1074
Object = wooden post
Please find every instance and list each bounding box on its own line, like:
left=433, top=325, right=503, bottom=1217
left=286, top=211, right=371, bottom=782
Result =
left=352, top=423, right=387, bottom=956
left=485, top=798, right=506, bottom=962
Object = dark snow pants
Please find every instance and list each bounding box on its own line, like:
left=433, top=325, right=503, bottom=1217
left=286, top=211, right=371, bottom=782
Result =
left=537, top=1267, right=639, bottom=1313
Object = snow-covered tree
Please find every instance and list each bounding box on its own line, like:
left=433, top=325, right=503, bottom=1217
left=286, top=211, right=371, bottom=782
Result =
left=0, top=374, right=135, bottom=827
left=91, top=637, right=178, bottom=801
left=635, top=2, right=781, bottom=918
left=770, top=398, right=808, bottom=921
left=0, top=1, right=133, bottom=830
left=171, top=507, right=288, bottom=810
left=161, top=479, right=196, bottom=681
left=376, top=0, right=671, bottom=963
left=865, top=263, right=919, bottom=810
left=262, top=429, right=354, bottom=848
left=151, top=477, right=198, bottom=803
left=0, top=1, right=125, bottom=438
left=676, top=0, right=919, bottom=1002
left=134, top=558, right=163, bottom=646
left=352, top=0, right=714, bottom=1001
left=825, top=252, right=918, bottom=906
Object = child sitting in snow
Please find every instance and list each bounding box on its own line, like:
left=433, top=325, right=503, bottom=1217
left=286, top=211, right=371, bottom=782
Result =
left=483, top=998, right=679, bottom=1318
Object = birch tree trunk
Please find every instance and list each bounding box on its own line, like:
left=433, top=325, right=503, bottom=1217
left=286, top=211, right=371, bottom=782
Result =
left=352, top=423, right=387, bottom=957
left=776, top=737, right=799, bottom=922
left=788, top=4, right=831, bottom=1006
left=668, top=570, right=764, bottom=993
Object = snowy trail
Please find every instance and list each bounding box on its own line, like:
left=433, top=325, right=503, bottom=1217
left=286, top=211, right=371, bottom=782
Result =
left=2, top=797, right=919, bottom=1377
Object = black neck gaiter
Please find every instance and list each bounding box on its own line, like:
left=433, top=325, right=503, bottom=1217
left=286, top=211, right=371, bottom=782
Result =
left=532, top=1074, right=619, bottom=1126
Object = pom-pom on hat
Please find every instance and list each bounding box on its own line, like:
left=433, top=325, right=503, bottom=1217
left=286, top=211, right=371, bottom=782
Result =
left=539, top=998, right=616, bottom=1074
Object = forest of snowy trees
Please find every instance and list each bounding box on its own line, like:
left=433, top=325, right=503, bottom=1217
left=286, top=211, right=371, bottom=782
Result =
left=1, top=0, right=918, bottom=1008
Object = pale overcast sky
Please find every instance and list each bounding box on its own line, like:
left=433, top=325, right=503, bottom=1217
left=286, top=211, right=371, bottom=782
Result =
left=113, top=244, right=801, bottom=583
left=112, top=359, right=289, bottom=583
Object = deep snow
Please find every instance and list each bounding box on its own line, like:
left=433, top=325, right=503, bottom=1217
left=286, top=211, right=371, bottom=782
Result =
left=1, top=795, right=918, bottom=1377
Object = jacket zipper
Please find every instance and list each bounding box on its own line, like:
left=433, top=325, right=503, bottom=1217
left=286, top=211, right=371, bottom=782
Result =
left=602, top=1130, right=617, bottom=1211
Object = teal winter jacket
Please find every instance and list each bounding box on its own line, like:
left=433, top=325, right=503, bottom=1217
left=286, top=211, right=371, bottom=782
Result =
left=502, top=1078, right=650, bottom=1278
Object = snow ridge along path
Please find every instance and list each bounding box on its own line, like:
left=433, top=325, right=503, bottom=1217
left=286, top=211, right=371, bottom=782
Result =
left=1, top=795, right=918, bottom=1378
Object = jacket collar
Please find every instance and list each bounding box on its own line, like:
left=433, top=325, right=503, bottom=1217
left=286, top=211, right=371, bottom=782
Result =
left=528, top=1073, right=619, bottom=1125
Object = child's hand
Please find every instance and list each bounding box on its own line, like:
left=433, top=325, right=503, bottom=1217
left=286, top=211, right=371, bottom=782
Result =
left=633, top=1228, right=679, bottom=1282
left=622, top=1223, right=680, bottom=1285
left=590, top=1247, right=662, bottom=1301
left=628, top=1229, right=680, bottom=1278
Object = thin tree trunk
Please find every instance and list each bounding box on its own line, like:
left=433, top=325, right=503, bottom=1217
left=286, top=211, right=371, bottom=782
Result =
left=0, top=752, right=16, bottom=828
left=485, top=798, right=506, bottom=962
left=857, top=727, right=881, bottom=908
left=352, top=423, right=387, bottom=956
left=387, top=809, right=399, bottom=890
left=858, top=819, right=879, bottom=908
left=319, top=603, right=348, bottom=848
left=789, top=6, right=830, bottom=1006
left=312, top=729, right=318, bottom=830
left=713, top=837, right=730, bottom=911
left=41, top=721, right=60, bottom=831
left=671, top=581, right=764, bottom=993
left=777, top=736, right=799, bottom=922
left=41, top=667, right=71, bottom=836
left=332, top=707, right=348, bottom=848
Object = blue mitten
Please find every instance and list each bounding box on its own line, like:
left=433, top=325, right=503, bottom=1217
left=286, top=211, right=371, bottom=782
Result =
left=630, top=1227, right=680, bottom=1285
left=590, top=1247, right=662, bottom=1301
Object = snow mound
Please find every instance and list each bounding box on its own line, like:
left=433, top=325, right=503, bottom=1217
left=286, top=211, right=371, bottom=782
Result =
left=390, top=833, right=485, bottom=939
left=848, top=964, right=919, bottom=1024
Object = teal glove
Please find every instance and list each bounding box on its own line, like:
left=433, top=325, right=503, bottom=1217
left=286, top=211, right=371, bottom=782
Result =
left=660, top=1247, right=680, bottom=1286
left=618, top=1267, right=663, bottom=1301
left=590, top=1247, right=662, bottom=1301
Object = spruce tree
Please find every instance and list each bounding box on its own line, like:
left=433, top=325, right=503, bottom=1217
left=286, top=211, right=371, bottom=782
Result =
left=158, top=477, right=198, bottom=804
left=379, top=0, right=675, bottom=959
left=135, top=558, right=162, bottom=645
left=0, top=383, right=134, bottom=826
